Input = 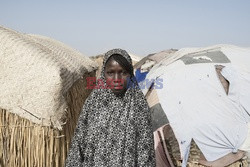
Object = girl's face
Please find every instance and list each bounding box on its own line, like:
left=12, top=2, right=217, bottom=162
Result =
left=104, top=59, right=131, bottom=96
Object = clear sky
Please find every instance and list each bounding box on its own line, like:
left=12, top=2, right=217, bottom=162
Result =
left=1, top=0, right=250, bottom=57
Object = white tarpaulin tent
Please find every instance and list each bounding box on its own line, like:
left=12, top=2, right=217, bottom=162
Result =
left=143, top=44, right=250, bottom=166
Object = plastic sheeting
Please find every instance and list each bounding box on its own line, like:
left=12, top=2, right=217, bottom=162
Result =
left=144, top=45, right=250, bottom=166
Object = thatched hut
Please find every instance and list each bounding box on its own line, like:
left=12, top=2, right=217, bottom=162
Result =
left=0, top=26, right=98, bottom=166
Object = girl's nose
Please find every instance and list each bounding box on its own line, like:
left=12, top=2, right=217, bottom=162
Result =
left=114, top=73, right=121, bottom=80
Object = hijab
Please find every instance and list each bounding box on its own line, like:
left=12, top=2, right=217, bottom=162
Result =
left=66, top=49, right=155, bottom=167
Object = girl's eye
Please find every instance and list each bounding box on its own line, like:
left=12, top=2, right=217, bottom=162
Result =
left=121, top=71, right=128, bottom=75
left=107, top=72, right=113, bottom=75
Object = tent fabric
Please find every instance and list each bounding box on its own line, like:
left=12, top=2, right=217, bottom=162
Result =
left=135, top=68, right=148, bottom=83
left=0, top=26, right=98, bottom=129
left=143, top=45, right=250, bottom=166
left=129, top=53, right=142, bottom=62
left=142, top=47, right=200, bottom=95
left=158, top=124, right=247, bottom=166
left=140, top=60, right=156, bottom=73
left=150, top=49, right=178, bottom=63
left=134, top=53, right=155, bottom=69
left=150, top=103, right=169, bottom=132
left=154, top=127, right=173, bottom=167
left=134, top=49, right=177, bottom=70
left=145, top=87, right=169, bottom=131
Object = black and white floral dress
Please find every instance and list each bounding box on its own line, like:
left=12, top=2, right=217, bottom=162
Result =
left=65, top=49, right=155, bottom=167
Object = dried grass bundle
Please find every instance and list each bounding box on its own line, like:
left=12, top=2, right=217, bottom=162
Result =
left=0, top=72, right=95, bottom=167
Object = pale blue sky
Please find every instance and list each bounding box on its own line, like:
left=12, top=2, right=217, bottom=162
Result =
left=1, top=0, right=250, bottom=56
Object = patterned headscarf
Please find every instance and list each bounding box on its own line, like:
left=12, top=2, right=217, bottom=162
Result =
left=102, top=48, right=132, bottom=69
left=66, top=49, right=155, bottom=167
left=99, top=48, right=135, bottom=91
